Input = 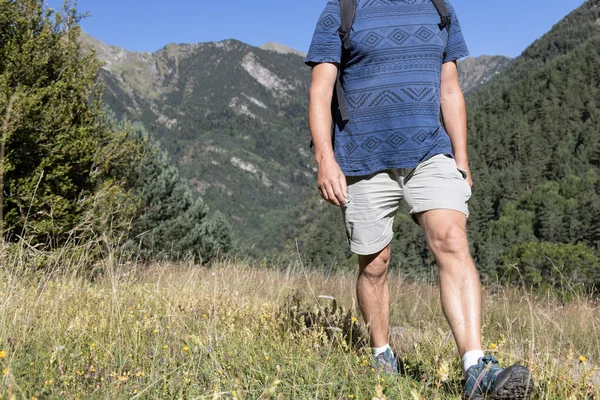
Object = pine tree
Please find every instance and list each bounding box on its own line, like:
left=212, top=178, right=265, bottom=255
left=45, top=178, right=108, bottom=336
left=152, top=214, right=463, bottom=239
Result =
left=122, top=123, right=232, bottom=262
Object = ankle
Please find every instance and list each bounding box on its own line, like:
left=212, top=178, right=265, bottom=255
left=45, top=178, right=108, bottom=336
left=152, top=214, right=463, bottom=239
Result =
left=373, top=344, right=392, bottom=357
left=462, top=349, right=485, bottom=377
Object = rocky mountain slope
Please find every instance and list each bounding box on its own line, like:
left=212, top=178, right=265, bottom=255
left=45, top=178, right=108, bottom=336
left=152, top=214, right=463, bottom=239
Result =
left=458, top=55, right=512, bottom=94
left=80, top=32, right=511, bottom=252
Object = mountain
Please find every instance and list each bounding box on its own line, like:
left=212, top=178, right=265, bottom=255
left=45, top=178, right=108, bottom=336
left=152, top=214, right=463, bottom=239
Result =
left=79, top=34, right=315, bottom=252
left=80, top=33, right=511, bottom=253
left=457, top=55, right=513, bottom=94
left=260, top=42, right=307, bottom=57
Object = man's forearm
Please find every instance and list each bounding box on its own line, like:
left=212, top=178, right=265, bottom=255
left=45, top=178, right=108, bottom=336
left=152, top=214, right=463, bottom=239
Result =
left=308, top=94, right=336, bottom=165
left=440, top=89, right=468, bottom=165
left=308, top=65, right=348, bottom=207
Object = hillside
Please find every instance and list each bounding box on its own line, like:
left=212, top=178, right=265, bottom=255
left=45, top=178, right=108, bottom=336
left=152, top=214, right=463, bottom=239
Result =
left=292, top=0, right=600, bottom=287
left=81, top=33, right=510, bottom=254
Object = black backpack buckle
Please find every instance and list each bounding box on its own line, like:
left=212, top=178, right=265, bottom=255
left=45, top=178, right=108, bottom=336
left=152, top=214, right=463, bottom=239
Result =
left=439, top=16, right=451, bottom=30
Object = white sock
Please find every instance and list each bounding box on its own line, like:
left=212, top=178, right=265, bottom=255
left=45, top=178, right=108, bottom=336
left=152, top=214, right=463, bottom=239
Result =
left=462, top=349, right=485, bottom=377
left=373, top=344, right=392, bottom=357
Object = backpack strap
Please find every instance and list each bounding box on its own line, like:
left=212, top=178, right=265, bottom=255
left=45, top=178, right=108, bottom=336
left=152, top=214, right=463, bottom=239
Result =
left=338, top=0, right=356, bottom=52
left=333, top=0, right=356, bottom=123
left=430, top=0, right=451, bottom=31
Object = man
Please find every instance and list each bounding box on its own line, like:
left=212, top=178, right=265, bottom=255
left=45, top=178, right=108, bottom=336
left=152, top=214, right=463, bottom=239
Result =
left=305, top=0, right=534, bottom=398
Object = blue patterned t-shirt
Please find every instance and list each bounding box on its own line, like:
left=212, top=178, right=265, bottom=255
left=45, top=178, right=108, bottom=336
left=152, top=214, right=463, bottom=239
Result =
left=306, top=0, right=469, bottom=176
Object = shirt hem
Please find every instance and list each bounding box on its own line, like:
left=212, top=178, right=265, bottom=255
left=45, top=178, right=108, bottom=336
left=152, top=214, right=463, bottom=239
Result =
left=305, top=57, right=341, bottom=67
left=340, top=151, right=453, bottom=177
left=443, top=51, right=471, bottom=63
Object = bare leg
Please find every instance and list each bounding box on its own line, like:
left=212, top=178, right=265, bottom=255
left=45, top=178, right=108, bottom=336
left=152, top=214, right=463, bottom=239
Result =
left=356, top=245, right=391, bottom=348
left=416, top=210, right=482, bottom=357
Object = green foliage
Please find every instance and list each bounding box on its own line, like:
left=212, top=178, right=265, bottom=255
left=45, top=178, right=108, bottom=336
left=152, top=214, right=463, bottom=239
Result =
left=0, top=1, right=233, bottom=266
left=121, top=123, right=233, bottom=262
left=291, top=194, right=355, bottom=272
left=0, top=0, right=104, bottom=244
left=501, top=241, right=600, bottom=294
left=391, top=213, right=436, bottom=281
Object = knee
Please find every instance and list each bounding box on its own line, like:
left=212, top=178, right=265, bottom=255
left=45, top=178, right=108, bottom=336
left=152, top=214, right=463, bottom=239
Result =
left=359, top=248, right=390, bottom=284
left=427, top=224, right=470, bottom=258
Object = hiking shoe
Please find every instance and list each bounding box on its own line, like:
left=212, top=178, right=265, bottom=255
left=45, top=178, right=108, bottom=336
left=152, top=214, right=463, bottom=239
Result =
left=374, top=348, right=399, bottom=374
left=464, top=354, right=534, bottom=400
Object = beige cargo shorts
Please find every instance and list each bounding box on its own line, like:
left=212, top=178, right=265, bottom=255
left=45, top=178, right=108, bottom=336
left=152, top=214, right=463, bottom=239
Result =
left=342, top=154, right=471, bottom=255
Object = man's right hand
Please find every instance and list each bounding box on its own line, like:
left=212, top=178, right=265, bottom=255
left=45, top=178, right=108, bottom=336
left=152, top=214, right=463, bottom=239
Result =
left=317, top=156, right=348, bottom=207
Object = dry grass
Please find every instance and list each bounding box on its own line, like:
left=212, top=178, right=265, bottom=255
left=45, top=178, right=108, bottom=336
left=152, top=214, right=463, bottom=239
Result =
left=0, top=246, right=598, bottom=399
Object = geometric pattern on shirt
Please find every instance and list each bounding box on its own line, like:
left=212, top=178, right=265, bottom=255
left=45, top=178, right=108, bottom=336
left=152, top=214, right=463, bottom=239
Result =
left=361, top=32, right=385, bottom=48
left=341, top=129, right=410, bottom=156
left=346, top=87, right=436, bottom=110
left=356, top=26, right=442, bottom=49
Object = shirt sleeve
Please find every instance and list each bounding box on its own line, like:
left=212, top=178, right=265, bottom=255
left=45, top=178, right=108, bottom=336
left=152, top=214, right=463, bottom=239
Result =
left=305, top=1, right=342, bottom=67
left=443, top=1, right=470, bottom=63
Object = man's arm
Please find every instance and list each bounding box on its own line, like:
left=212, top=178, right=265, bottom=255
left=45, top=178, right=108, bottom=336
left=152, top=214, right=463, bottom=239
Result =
left=440, top=60, right=472, bottom=187
left=308, top=62, right=348, bottom=206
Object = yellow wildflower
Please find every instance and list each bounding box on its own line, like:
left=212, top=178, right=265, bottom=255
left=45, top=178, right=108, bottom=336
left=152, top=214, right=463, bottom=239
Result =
left=183, top=346, right=190, bottom=351
left=579, top=355, right=587, bottom=363
left=490, top=343, right=498, bottom=350
left=163, top=345, right=169, bottom=349
left=0, top=350, right=5, bottom=359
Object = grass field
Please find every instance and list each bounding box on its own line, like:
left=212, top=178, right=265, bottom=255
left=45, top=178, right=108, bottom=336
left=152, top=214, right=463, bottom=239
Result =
left=0, top=248, right=598, bottom=399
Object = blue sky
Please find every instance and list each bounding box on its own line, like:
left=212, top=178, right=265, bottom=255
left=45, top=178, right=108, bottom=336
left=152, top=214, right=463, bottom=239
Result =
left=47, top=0, right=586, bottom=57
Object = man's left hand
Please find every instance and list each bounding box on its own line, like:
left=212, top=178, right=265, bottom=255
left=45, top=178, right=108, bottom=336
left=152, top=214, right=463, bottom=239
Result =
left=458, top=164, right=473, bottom=187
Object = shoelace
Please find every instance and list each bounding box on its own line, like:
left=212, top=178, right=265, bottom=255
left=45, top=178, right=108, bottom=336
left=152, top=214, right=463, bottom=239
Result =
left=475, top=355, right=501, bottom=392
left=481, top=354, right=500, bottom=366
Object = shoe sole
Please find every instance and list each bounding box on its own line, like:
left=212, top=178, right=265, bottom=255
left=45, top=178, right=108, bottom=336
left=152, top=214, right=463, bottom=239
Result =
left=491, top=364, right=534, bottom=399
